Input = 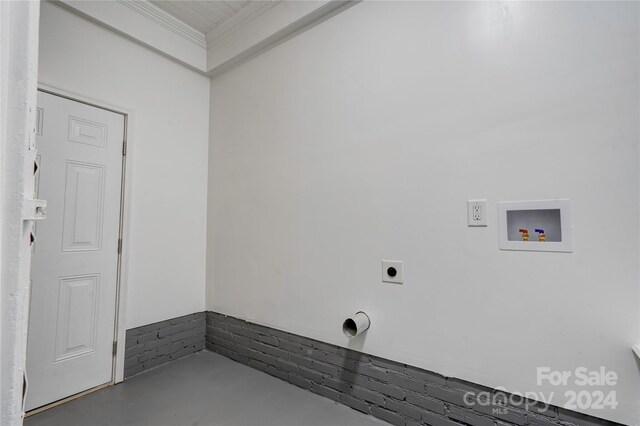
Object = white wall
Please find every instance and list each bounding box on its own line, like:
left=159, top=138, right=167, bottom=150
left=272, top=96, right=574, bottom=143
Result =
left=207, top=2, right=639, bottom=424
left=39, top=2, right=209, bottom=329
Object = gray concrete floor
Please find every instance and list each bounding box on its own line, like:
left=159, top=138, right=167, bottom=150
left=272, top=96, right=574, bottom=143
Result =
left=25, top=350, right=388, bottom=426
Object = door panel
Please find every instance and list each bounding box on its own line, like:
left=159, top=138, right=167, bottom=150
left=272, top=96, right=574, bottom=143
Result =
left=68, top=116, right=107, bottom=147
left=26, top=92, right=124, bottom=411
left=62, top=161, right=105, bottom=252
left=54, top=274, right=100, bottom=362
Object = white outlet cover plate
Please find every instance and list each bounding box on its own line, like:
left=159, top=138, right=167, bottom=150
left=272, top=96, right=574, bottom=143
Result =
left=468, top=199, right=488, bottom=227
left=382, top=260, right=403, bottom=284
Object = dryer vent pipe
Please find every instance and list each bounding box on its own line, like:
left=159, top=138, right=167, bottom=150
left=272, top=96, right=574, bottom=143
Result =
left=342, top=312, right=370, bottom=338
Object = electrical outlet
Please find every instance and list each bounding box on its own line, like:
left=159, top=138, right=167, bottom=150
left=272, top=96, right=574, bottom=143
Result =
left=382, top=260, right=403, bottom=284
left=467, top=199, right=488, bottom=227
left=473, top=205, right=481, bottom=220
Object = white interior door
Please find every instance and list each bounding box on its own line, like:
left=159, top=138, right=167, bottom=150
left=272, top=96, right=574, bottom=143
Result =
left=26, top=91, right=125, bottom=411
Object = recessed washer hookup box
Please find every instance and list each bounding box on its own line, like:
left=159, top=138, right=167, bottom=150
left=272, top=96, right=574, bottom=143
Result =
left=498, top=199, right=572, bottom=252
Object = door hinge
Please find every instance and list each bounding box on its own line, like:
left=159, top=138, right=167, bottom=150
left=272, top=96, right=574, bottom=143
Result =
left=117, top=238, right=122, bottom=254
left=122, top=140, right=127, bottom=156
left=112, top=341, right=117, bottom=356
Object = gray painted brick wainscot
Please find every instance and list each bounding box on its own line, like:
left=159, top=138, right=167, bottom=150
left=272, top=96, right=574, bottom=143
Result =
left=125, top=312, right=621, bottom=426
left=205, top=311, right=621, bottom=426
left=124, top=312, right=206, bottom=377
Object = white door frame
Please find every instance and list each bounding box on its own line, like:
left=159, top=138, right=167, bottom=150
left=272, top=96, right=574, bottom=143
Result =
left=1, top=2, right=41, bottom=424
left=35, top=83, right=134, bottom=384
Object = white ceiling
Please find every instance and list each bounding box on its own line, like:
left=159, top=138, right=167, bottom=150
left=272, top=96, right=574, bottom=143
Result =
left=149, top=1, right=259, bottom=36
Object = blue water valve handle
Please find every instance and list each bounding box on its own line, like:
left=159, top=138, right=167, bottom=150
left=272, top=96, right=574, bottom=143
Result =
left=535, top=229, right=544, bottom=234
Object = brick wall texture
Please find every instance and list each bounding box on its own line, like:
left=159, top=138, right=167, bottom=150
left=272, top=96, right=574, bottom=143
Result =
left=124, top=312, right=205, bottom=377
left=205, top=311, right=621, bottom=426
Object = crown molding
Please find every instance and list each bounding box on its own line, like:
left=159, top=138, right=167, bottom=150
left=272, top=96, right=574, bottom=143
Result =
left=56, top=0, right=356, bottom=76
left=206, top=1, right=281, bottom=48
left=117, top=0, right=207, bottom=49
left=116, top=0, right=282, bottom=51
